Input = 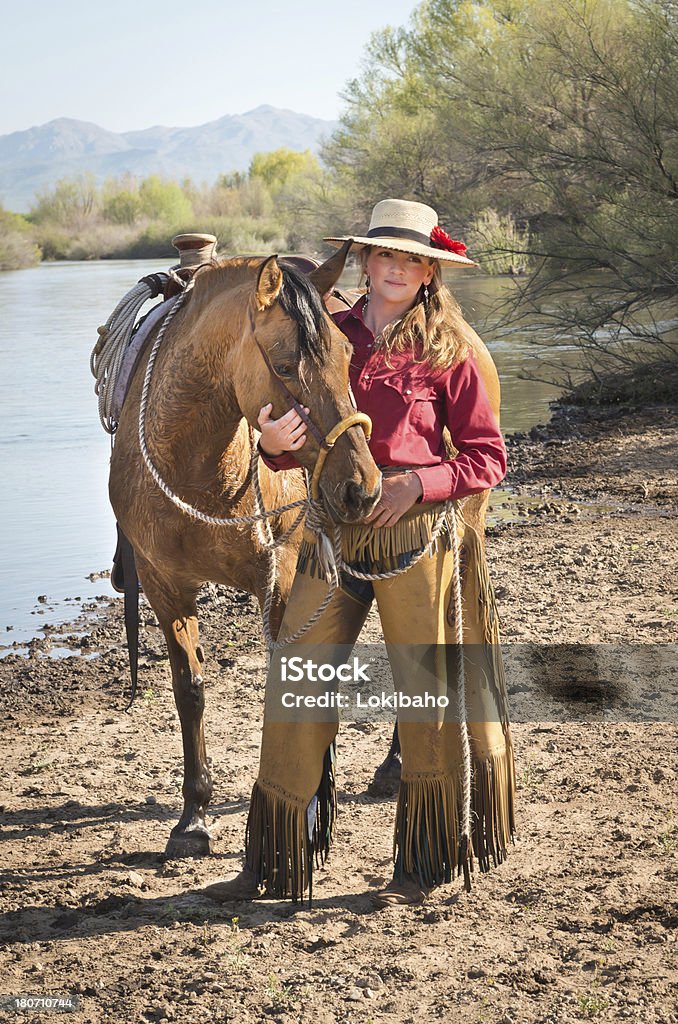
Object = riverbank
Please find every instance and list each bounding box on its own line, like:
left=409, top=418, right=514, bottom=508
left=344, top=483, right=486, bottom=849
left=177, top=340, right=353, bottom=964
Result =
left=1, top=403, right=676, bottom=1024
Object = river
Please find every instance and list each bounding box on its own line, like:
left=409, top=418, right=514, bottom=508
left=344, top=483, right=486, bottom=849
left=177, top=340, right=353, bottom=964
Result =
left=0, top=259, right=574, bottom=645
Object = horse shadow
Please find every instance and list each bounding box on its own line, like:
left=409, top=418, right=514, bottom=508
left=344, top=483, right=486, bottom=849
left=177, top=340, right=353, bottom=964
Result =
left=0, top=796, right=249, bottom=844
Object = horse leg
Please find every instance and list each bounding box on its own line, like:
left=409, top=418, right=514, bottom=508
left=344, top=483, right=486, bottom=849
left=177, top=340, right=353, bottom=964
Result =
left=367, top=721, right=402, bottom=797
left=135, top=558, right=213, bottom=857
left=164, top=612, right=214, bottom=857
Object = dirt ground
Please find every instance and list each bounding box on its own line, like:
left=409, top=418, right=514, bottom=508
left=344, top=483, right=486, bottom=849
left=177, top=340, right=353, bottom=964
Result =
left=1, top=403, right=676, bottom=1024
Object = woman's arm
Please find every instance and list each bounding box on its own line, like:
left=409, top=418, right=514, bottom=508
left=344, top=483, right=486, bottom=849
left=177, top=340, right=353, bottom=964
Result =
left=413, top=356, right=507, bottom=503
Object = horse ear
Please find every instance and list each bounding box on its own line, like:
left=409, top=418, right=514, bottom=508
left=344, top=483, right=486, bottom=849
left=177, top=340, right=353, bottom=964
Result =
left=308, top=239, right=352, bottom=297
left=255, top=256, right=284, bottom=310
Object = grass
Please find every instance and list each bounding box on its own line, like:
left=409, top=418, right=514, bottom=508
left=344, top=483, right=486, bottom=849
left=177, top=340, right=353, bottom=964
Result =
left=225, top=947, right=249, bottom=972
left=199, top=922, right=218, bottom=946
left=265, top=973, right=293, bottom=1008
left=198, top=917, right=249, bottom=970
left=158, top=900, right=179, bottom=922
left=657, top=810, right=676, bottom=854
left=519, top=756, right=544, bottom=791
left=577, top=983, right=609, bottom=1018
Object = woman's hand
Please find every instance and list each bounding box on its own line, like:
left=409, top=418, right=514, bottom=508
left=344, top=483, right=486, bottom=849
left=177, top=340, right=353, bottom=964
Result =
left=257, top=403, right=309, bottom=457
left=364, top=473, right=423, bottom=528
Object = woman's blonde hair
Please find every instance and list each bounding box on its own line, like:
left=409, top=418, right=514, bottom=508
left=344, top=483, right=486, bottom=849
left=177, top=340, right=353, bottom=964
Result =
left=360, top=250, right=470, bottom=371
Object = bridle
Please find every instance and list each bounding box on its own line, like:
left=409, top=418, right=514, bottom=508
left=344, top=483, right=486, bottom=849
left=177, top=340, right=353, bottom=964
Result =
left=252, top=326, right=372, bottom=501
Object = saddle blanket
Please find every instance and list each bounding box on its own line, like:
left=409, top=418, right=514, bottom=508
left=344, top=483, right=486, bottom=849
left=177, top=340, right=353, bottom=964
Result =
left=110, top=297, right=176, bottom=421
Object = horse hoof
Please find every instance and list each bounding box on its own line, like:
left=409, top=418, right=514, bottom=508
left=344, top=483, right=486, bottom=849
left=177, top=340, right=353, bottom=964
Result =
left=165, top=827, right=213, bottom=859
left=367, top=756, right=402, bottom=798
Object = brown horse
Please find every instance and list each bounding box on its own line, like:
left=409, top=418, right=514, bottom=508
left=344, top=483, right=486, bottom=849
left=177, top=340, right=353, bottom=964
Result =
left=109, top=247, right=381, bottom=857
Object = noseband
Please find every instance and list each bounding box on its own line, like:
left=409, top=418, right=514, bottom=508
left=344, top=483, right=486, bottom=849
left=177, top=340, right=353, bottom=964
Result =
left=254, top=336, right=372, bottom=500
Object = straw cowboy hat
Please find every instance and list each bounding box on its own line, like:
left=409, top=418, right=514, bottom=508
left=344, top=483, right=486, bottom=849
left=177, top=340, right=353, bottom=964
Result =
left=324, top=198, right=477, bottom=267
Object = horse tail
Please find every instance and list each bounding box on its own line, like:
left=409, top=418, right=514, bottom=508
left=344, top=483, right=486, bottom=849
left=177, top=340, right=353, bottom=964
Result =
left=112, top=524, right=140, bottom=710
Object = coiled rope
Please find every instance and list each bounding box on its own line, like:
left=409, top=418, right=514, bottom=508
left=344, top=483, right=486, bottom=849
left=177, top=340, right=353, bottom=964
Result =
left=91, top=274, right=170, bottom=434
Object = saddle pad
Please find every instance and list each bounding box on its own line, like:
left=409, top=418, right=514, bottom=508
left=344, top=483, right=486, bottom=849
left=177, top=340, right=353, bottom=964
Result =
left=110, top=297, right=176, bottom=421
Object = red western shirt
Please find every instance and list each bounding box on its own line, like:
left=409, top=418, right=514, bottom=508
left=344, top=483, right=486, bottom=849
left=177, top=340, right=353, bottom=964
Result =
left=260, top=298, right=506, bottom=503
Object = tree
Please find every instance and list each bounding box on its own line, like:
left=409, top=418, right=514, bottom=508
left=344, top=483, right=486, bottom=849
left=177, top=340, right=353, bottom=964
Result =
left=249, top=149, right=320, bottom=190
left=138, top=176, right=194, bottom=225
left=102, top=190, right=141, bottom=226
left=321, top=0, right=678, bottom=390
left=443, top=0, right=678, bottom=382
left=29, top=173, right=99, bottom=229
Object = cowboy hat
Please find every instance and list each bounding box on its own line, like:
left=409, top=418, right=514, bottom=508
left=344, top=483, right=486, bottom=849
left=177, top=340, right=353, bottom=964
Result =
left=324, top=199, right=477, bottom=267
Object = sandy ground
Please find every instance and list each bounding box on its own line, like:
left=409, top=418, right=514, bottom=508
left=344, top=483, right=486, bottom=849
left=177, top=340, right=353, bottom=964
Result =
left=0, top=403, right=676, bottom=1024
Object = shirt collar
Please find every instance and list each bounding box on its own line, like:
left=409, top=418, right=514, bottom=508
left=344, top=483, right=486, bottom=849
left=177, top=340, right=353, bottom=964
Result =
left=333, top=296, right=367, bottom=328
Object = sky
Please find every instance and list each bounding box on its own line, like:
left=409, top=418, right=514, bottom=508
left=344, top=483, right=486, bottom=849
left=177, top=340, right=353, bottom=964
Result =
left=0, top=0, right=421, bottom=135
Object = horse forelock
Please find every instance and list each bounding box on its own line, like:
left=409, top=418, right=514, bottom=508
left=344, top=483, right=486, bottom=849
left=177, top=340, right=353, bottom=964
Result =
left=277, top=264, right=330, bottom=367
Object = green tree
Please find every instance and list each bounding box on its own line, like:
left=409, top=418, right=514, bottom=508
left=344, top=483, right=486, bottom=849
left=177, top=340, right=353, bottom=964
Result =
left=249, top=149, right=320, bottom=190
left=138, top=176, right=194, bottom=224
left=322, top=0, right=678, bottom=390
left=102, top=189, right=141, bottom=226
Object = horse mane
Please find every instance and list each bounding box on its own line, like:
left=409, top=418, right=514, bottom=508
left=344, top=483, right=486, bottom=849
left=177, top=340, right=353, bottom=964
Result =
left=277, top=262, right=330, bottom=365
left=189, top=256, right=330, bottom=366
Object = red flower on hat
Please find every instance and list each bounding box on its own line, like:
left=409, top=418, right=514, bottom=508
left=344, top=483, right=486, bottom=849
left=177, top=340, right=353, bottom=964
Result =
left=430, top=225, right=467, bottom=256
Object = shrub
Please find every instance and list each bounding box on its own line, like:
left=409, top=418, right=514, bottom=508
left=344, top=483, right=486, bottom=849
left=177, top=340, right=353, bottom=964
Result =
left=468, top=209, right=531, bottom=275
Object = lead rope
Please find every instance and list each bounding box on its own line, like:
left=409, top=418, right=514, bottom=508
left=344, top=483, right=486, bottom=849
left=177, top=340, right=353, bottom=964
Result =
left=447, top=502, right=473, bottom=891
left=137, top=290, right=308, bottom=529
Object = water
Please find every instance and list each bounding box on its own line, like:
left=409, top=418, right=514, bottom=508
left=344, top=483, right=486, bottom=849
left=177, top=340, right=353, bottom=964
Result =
left=0, top=259, right=570, bottom=645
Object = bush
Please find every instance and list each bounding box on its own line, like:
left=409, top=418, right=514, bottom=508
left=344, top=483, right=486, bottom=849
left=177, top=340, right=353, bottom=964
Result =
left=0, top=208, right=41, bottom=269
left=467, top=210, right=531, bottom=275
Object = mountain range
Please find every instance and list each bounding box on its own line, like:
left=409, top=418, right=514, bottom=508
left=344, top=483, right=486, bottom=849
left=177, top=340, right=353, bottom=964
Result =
left=0, top=106, right=338, bottom=212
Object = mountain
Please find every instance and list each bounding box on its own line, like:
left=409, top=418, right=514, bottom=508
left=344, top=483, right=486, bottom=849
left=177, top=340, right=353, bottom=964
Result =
left=0, top=106, right=338, bottom=212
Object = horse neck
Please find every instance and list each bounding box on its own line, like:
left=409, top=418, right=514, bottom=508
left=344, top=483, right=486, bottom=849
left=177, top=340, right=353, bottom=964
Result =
left=144, top=275, right=252, bottom=491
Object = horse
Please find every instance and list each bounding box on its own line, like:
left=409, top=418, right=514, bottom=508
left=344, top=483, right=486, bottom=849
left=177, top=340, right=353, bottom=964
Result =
left=108, top=244, right=381, bottom=857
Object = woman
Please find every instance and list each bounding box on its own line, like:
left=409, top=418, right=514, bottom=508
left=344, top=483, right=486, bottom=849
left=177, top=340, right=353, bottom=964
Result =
left=205, top=199, right=515, bottom=907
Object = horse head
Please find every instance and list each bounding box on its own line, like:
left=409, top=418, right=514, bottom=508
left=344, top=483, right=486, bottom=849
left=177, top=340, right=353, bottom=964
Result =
left=224, top=245, right=381, bottom=523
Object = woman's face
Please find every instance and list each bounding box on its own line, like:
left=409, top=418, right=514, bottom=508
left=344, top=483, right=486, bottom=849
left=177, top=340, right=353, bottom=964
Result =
left=365, top=247, right=435, bottom=309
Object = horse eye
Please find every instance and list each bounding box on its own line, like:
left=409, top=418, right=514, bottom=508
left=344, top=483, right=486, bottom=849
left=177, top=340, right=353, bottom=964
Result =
left=275, top=364, right=295, bottom=379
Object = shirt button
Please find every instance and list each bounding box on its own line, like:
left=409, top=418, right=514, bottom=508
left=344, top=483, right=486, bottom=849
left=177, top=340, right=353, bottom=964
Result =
left=364, top=374, right=370, bottom=381
left=405, top=388, right=412, bottom=394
